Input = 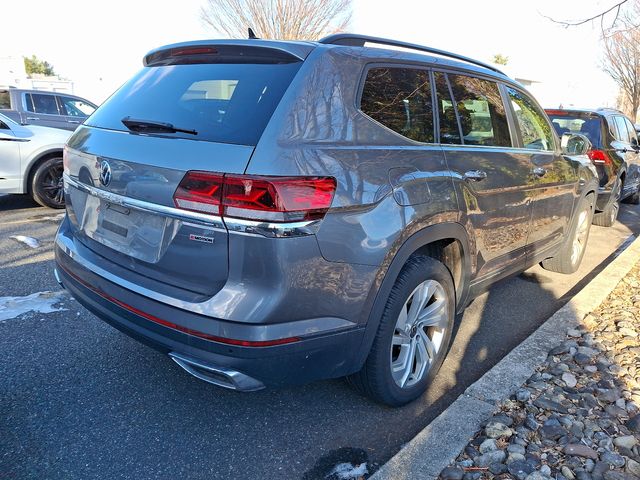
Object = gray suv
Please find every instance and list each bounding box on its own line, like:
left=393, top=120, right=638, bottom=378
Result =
left=55, top=35, right=598, bottom=406
left=0, top=88, right=97, bottom=130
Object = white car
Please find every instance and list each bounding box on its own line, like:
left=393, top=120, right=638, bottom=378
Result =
left=0, top=112, right=71, bottom=208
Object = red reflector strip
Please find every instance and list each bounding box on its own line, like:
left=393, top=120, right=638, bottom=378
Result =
left=59, top=265, right=300, bottom=347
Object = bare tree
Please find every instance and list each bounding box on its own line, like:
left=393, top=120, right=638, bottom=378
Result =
left=602, top=1, right=640, bottom=120
left=200, top=0, right=352, bottom=40
left=543, top=0, right=629, bottom=29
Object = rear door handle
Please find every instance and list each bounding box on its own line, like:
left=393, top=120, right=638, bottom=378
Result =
left=463, top=170, right=487, bottom=182
left=68, top=120, right=80, bottom=124
left=26, top=116, right=40, bottom=121
left=533, top=167, right=547, bottom=177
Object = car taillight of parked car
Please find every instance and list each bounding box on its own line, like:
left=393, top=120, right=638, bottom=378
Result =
left=173, top=171, right=336, bottom=222
left=587, top=149, right=610, bottom=165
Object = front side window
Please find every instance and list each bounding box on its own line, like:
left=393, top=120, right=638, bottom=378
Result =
left=59, top=96, right=96, bottom=117
left=447, top=74, right=511, bottom=147
left=506, top=87, right=554, bottom=151
left=0, top=120, right=9, bottom=129
left=360, top=67, right=434, bottom=143
left=25, top=93, right=60, bottom=115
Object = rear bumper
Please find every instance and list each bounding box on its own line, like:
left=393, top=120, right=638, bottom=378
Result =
left=55, top=245, right=367, bottom=390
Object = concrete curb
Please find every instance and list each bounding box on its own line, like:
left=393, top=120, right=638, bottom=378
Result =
left=371, top=234, right=640, bottom=480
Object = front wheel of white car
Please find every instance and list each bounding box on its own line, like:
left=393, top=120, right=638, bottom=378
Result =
left=30, top=156, right=65, bottom=209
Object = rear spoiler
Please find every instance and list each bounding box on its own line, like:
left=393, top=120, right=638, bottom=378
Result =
left=143, top=40, right=314, bottom=66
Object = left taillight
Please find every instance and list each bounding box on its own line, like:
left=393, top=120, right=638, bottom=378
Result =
left=173, top=172, right=336, bottom=223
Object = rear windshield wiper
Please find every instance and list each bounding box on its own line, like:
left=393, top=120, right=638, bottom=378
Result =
left=121, top=116, right=198, bottom=135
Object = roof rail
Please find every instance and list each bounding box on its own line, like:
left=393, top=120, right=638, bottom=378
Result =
left=318, top=34, right=505, bottom=75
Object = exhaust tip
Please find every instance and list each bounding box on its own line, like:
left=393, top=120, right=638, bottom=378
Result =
left=169, top=352, right=264, bottom=392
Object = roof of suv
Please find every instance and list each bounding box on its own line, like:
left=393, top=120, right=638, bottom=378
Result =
left=143, top=34, right=516, bottom=86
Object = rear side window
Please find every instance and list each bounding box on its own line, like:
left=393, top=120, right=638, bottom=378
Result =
left=506, top=87, right=554, bottom=151
left=86, top=62, right=301, bottom=145
left=614, top=116, right=632, bottom=143
left=624, top=116, right=638, bottom=143
left=25, top=93, right=60, bottom=115
left=0, top=91, right=9, bottom=109
left=447, top=74, right=511, bottom=147
left=547, top=114, right=601, bottom=148
left=434, top=72, right=461, bottom=144
left=360, top=67, right=434, bottom=143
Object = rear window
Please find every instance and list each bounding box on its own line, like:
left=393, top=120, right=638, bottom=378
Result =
left=548, top=114, right=601, bottom=148
left=86, top=62, right=301, bottom=145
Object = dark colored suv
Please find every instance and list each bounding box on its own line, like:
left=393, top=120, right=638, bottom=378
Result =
left=546, top=108, right=640, bottom=226
left=55, top=35, right=598, bottom=406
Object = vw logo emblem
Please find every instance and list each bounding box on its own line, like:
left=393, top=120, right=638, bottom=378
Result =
left=99, top=160, right=112, bottom=187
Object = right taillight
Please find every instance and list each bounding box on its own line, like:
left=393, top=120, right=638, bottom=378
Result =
left=587, top=149, right=609, bottom=165
left=173, top=171, right=336, bottom=222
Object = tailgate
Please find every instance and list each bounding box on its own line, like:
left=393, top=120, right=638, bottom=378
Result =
left=64, top=127, right=254, bottom=298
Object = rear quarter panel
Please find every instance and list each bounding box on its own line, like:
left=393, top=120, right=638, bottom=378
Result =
left=247, top=46, right=461, bottom=268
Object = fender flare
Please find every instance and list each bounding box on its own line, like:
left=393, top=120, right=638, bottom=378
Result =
left=22, top=148, right=64, bottom=193
left=351, top=222, right=472, bottom=370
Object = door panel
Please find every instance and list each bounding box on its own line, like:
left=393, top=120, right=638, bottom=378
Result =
left=0, top=127, right=23, bottom=193
left=505, top=86, right=575, bottom=258
left=445, top=147, right=532, bottom=279
left=23, top=92, right=69, bottom=130
left=435, top=72, right=531, bottom=281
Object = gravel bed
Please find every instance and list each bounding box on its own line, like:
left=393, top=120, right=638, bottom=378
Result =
left=439, top=261, right=640, bottom=480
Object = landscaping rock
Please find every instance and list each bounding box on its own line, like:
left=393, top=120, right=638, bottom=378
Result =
left=564, top=444, right=599, bottom=459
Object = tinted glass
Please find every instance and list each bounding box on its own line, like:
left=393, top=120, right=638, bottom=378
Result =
left=506, top=87, right=554, bottom=151
left=26, top=93, right=60, bottom=115
left=614, top=116, right=632, bottom=143
left=360, top=67, right=434, bottom=143
left=0, top=120, right=8, bottom=129
left=624, top=117, right=638, bottom=144
left=87, top=62, right=301, bottom=145
left=548, top=115, right=601, bottom=148
left=447, top=74, right=511, bottom=147
left=434, top=72, right=461, bottom=144
left=0, top=91, right=9, bottom=109
left=59, top=96, right=96, bottom=117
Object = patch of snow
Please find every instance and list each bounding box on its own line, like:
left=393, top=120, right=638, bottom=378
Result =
left=0, top=291, right=67, bottom=321
left=326, top=462, right=368, bottom=479
left=38, top=213, right=66, bottom=222
left=10, top=235, right=40, bottom=248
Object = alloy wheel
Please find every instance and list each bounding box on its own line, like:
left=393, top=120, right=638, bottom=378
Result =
left=390, top=279, right=448, bottom=389
left=40, top=163, right=64, bottom=206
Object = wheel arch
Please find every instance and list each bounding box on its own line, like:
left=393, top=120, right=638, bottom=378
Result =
left=352, top=222, right=473, bottom=371
left=23, top=148, right=64, bottom=193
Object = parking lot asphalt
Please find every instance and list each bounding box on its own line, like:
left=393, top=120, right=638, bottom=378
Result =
left=1, top=194, right=639, bottom=480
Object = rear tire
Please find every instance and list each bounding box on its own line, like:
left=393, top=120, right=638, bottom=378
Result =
left=593, top=180, right=620, bottom=227
left=347, top=255, right=455, bottom=407
left=30, top=156, right=65, bottom=209
left=541, top=193, right=594, bottom=274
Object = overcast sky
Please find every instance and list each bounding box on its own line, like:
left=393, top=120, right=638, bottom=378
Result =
left=5, top=0, right=621, bottom=107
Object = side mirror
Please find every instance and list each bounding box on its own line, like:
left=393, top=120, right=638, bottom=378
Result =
left=561, top=133, right=592, bottom=156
